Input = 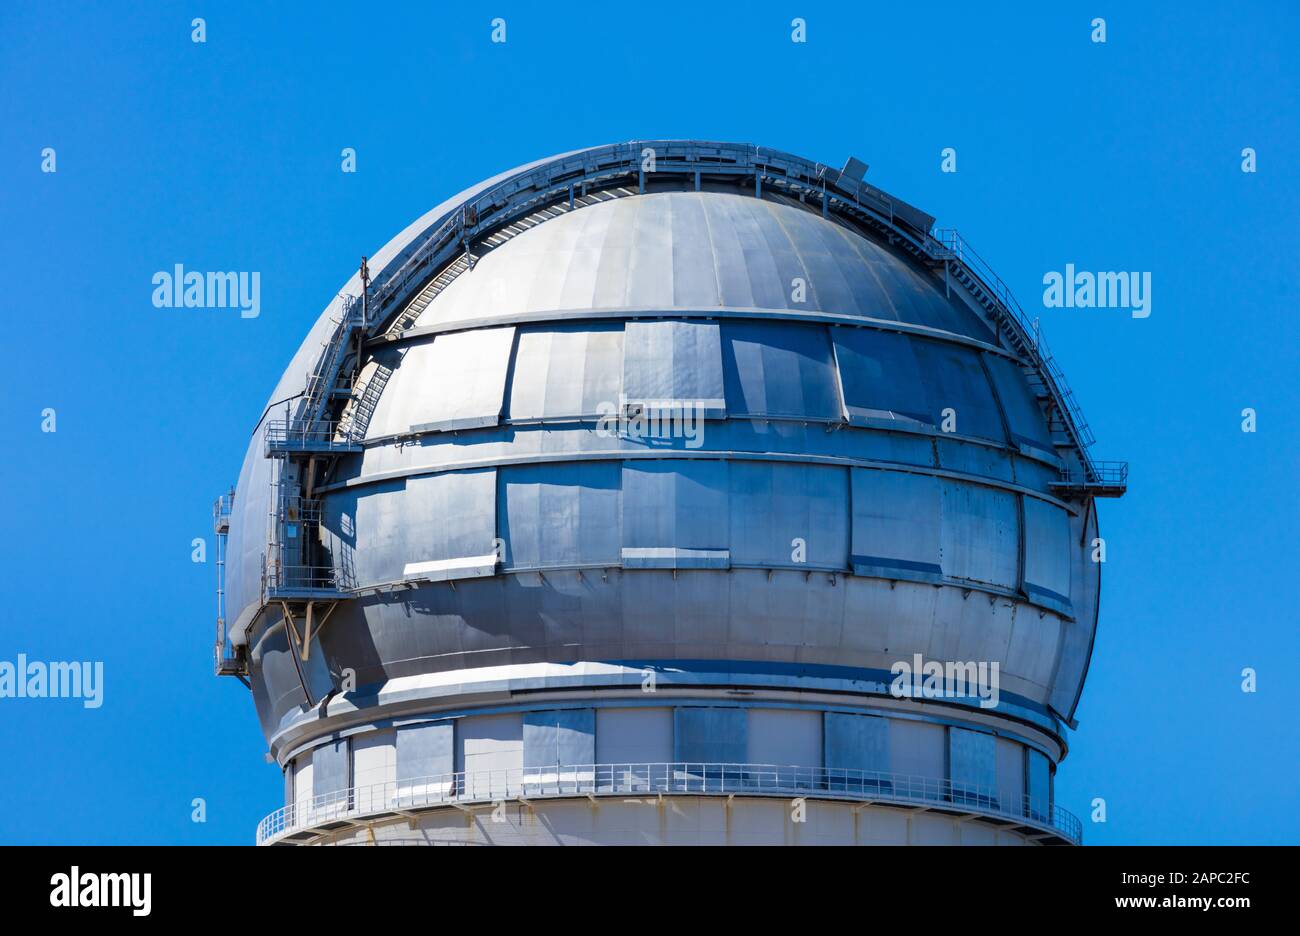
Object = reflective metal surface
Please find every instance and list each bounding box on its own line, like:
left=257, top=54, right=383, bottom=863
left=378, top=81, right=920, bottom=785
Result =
left=215, top=141, right=1122, bottom=845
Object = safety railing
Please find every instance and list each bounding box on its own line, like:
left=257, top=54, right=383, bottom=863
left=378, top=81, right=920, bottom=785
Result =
left=364, top=141, right=906, bottom=328
left=262, top=559, right=351, bottom=600
left=299, top=295, right=365, bottom=426
left=275, top=495, right=322, bottom=526
left=212, top=490, right=234, bottom=534
left=1055, top=461, right=1129, bottom=486
left=263, top=419, right=361, bottom=455
left=213, top=617, right=245, bottom=676
left=258, top=762, right=1080, bottom=845
left=931, top=228, right=1097, bottom=457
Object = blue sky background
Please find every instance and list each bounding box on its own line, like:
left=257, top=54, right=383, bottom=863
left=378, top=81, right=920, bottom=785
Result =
left=1, top=2, right=1296, bottom=845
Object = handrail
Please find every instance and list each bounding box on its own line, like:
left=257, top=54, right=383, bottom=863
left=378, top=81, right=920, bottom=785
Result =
left=257, top=762, right=1080, bottom=845
left=265, top=564, right=349, bottom=594
left=364, top=141, right=903, bottom=327
left=264, top=419, right=360, bottom=452
left=298, top=295, right=364, bottom=428
left=930, top=228, right=1097, bottom=466
left=352, top=142, right=1103, bottom=488
left=1053, top=460, right=1128, bottom=486
left=212, top=490, right=234, bottom=532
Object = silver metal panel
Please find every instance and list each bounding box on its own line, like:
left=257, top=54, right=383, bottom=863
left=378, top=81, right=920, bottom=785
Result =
left=593, top=192, right=637, bottom=308
left=746, top=708, right=822, bottom=767
left=292, top=757, right=312, bottom=808
left=995, top=737, right=1025, bottom=805
left=888, top=720, right=945, bottom=781
left=721, top=192, right=786, bottom=309
left=622, top=460, right=729, bottom=567
left=595, top=708, right=673, bottom=764
left=948, top=726, right=997, bottom=791
left=269, top=567, right=1069, bottom=723
left=523, top=709, right=596, bottom=770
left=396, top=721, right=453, bottom=781
left=364, top=331, right=511, bottom=436
left=456, top=714, right=523, bottom=799
left=621, top=320, right=726, bottom=415
left=405, top=468, right=499, bottom=577
left=311, top=737, right=349, bottom=797
left=730, top=461, right=849, bottom=569
left=321, top=468, right=497, bottom=587
left=249, top=618, right=309, bottom=725
left=498, top=462, right=621, bottom=569
left=674, top=707, right=747, bottom=764
left=1052, top=504, right=1102, bottom=721
left=939, top=480, right=1019, bottom=589
left=851, top=469, right=943, bottom=583
left=935, top=437, right=1017, bottom=483
left=702, top=194, right=757, bottom=308
left=824, top=712, right=889, bottom=773
left=841, top=156, right=869, bottom=181
left=911, top=339, right=1006, bottom=443
left=721, top=321, right=841, bottom=419
left=783, top=202, right=866, bottom=316
left=984, top=354, right=1055, bottom=457
left=670, top=190, right=720, bottom=307
left=1027, top=748, right=1051, bottom=820
left=508, top=324, right=623, bottom=421
left=394, top=327, right=517, bottom=433
left=352, top=729, right=395, bottom=790
left=1022, top=498, right=1073, bottom=615
left=832, top=326, right=930, bottom=426
left=626, top=193, right=674, bottom=307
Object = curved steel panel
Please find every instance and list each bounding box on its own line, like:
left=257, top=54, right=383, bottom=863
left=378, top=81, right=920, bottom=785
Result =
left=721, top=321, right=842, bottom=420
left=409, top=193, right=994, bottom=341
left=622, top=320, right=726, bottom=416
left=498, top=462, right=621, bottom=569
left=508, top=324, right=623, bottom=422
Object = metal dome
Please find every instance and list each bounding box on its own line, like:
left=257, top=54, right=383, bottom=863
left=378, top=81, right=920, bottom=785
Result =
left=212, top=141, right=1125, bottom=846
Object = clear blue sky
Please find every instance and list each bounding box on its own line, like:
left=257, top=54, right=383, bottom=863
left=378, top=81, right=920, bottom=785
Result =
left=1, top=2, right=1296, bottom=845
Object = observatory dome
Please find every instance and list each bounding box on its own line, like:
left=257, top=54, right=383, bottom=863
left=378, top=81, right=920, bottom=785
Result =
left=215, top=142, right=1119, bottom=846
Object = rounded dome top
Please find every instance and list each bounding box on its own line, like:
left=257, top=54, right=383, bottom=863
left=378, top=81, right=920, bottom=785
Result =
left=408, top=190, right=994, bottom=343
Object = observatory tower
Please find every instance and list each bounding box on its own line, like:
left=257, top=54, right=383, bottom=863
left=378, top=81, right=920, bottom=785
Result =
left=212, top=142, right=1125, bottom=845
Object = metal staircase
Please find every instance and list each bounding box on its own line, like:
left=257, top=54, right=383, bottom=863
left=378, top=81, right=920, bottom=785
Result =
left=300, top=293, right=367, bottom=427
left=258, top=291, right=368, bottom=617
left=379, top=187, right=639, bottom=339
left=212, top=269, right=376, bottom=680
left=339, top=363, right=393, bottom=439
